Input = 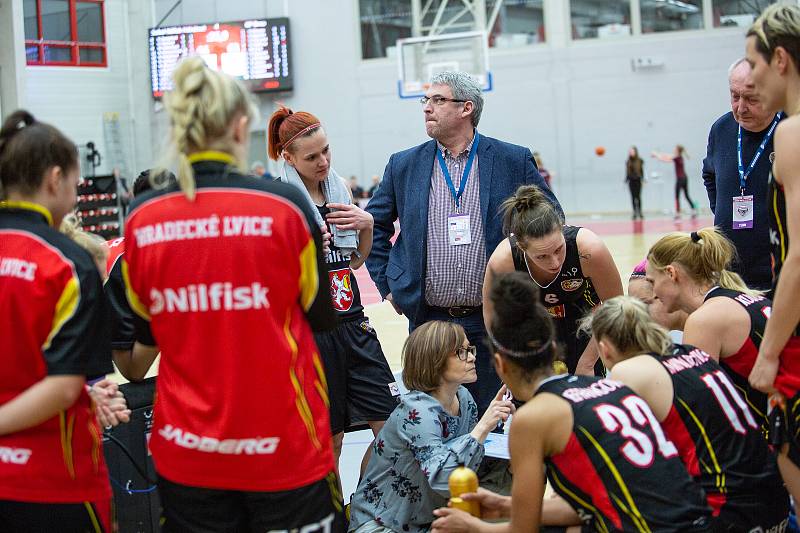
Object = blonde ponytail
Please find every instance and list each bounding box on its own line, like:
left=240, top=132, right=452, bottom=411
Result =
left=584, top=296, right=671, bottom=358
left=164, top=57, right=257, bottom=200
left=648, top=226, right=761, bottom=296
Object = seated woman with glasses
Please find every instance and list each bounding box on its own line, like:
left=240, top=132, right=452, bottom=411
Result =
left=349, top=321, right=513, bottom=533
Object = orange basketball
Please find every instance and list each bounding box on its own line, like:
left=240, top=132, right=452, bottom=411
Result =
left=595, top=146, right=606, bottom=156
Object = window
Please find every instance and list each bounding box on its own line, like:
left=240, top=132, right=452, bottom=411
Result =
left=24, top=0, right=106, bottom=67
left=360, top=0, right=412, bottom=60
left=360, top=0, right=544, bottom=60
left=487, top=0, right=545, bottom=47
left=641, top=0, right=703, bottom=34
left=571, top=0, right=631, bottom=40
left=712, top=0, right=775, bottom=28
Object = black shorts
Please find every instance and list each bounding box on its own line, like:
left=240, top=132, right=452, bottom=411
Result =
left=0, top=499, right=112, bottom=532
left=158, top=471, right=345, bottom=532
left=771, top=390, right=800, bottom=470
left=712, top=487, right=790, bottom=532
left=314, top=318, right=399, bottom=434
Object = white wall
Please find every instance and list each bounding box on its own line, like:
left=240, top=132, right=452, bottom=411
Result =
left=11, top=0, right=756, bottom=214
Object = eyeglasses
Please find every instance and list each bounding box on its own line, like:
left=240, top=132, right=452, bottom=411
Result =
left=455, top=345, right=477, bottom=361
left=420, top=95, right=467, bottom=106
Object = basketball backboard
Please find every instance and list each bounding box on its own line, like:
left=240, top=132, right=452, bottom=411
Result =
left=396, top=30, right=491, bottom=99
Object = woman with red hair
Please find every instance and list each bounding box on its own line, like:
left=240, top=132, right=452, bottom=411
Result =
left=268, top=107, right=398, bottom=475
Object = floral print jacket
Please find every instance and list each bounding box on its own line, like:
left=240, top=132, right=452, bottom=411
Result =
left=349, top=386, right=484, bottom=533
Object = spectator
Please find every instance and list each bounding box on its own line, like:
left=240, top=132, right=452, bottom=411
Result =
left=702, top=58, right=783, bottom=291
left=366, top=70, right=561, bottom=414
left=532, top=151, right=552, bottom=188
left=367, top=174, right=381, bottom=197
left=350, top=175, right=365, bottom=199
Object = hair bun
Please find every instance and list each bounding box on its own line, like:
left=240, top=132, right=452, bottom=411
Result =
left=513, top=185, right=545, bottom=212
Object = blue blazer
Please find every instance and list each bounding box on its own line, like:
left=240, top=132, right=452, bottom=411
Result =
left=366, top=134, right=562, bottom=326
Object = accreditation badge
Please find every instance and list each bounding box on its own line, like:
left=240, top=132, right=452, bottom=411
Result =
left=732, top=195, right=754, bottom=230
left=448, top=214, right=472, bottom=246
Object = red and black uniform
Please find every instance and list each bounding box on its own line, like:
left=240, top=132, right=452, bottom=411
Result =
left=767, top=174, right=800, bottom=468
left=0, top=201, right=113, bottom=532
left=122, top=153, right=342, bottom=531
left=103, top=237, right=136, bottom=352
left=537, top=374, right=711, bottom=533
left=704, top=287, right=771, bottom=433
left=313, top=203, right=398, bottom=434
left=654, top=344, right=788, bottom=530
left=512, top=226, right=604, bottom=375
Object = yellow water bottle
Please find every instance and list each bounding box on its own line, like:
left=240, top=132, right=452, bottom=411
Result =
left=448, top=464, right=480, bottom=517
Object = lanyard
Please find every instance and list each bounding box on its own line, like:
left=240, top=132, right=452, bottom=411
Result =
left=436, top=132, right=480, bottom=209
left=738, top=113, right=781, bottom=194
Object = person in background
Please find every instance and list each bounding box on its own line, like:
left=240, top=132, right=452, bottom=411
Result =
left=367, top=175, right=381, bottom=198
left=532, top=151, right=552, bottom=188
left=625, top=146, right=644, bottom=219
left=702, top=58, right=783, bottom=291
left=118, top=57, right=342, bottom=531
left=0, top=110, right=114, bottom=531
left=627, top=259, right=687, bottom=340
left=104, top=169, right=176, bottom=378
left=745, top=3, right=800, bottom=510
left=349, top=321, right=513, bottom=533
left=652, top=144, right=698, bottom=219
left=367, top=70, right=562, bottom=414
left=350, top=175, right=365, bottom=199
left=267, top=106, right=398, bottom=478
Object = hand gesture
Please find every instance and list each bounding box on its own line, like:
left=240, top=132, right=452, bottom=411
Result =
left=320, top=223, right=332, bottom=255
left=461, top=488, right=511, bottom=520
left=325, top=202, right=374, bottom=232
left=475, top=385, right=514, bottom=437
left=431, top=507, right=480, bottom=533
left=89, top=379, right=131, bottom=429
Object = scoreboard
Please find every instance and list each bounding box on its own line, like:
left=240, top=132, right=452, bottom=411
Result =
left=149, top=18, right=292, bottom=97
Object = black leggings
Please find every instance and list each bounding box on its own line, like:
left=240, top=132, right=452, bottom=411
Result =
left=675, top=178, right=696, bottom=212
left=628, top=179, right=642, bottom=215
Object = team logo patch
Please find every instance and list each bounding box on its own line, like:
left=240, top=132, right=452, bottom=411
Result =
left=329, top=268, right=353, bottom=311
left=546, top=304, right=566, bottom=319
left=561, top=279, right=583, bottom=291
left=770, top=151, right=776, bottom=164
left=388, top=382, right=401, bottom=397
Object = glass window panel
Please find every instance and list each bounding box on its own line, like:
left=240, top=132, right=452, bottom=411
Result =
left=571, top=0, right=631, bottom=40
left=360, top=0, right=412, bottom=59
left=79, top=47, right=104, bottom=64
left=641, top=0, right=704, bottom=34
left=41, top=0, right=71, bottom=41
left=76, top=2, right=103, bottom=42
left=487, top=0, right=545, bottom=47
left=712, top=0, right=775, bottom=28
left=23, top=0, right=39, bottom=40
left=43, top=44, right=72, bottom=63
left=26, top=45, right=40, bottom=63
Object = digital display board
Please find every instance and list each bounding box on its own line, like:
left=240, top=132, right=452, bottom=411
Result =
left=149, top=18, right=292, bottom=98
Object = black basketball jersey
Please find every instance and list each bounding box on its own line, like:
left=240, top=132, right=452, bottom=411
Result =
left=655, top=345, right=784, bottom=506
left=317, top=204, right=364, bottom=321
left=768, top=175, right=800, bottom=335
left=512, top=226, right=602, bottom=374
left=537, top=374, right=711, bottom=533
left=703, top=287, right=771, bottom=432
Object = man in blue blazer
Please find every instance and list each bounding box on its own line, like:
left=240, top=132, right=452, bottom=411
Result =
left=366, top=71, right=562, bottom=413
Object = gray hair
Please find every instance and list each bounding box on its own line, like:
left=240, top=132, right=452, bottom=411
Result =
left=429, top=71, right=484, bottom=127
left=727, top=57, right=750, bottom=78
